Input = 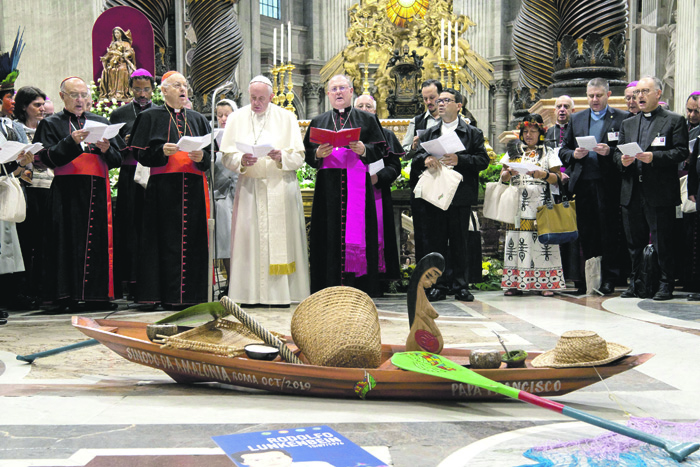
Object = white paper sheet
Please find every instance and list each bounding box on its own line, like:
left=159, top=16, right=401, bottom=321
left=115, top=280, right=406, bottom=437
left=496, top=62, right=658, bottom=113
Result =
left=368, top=159, right=385, bottom=176
left=419, top=131, right=466, bottom=159
left=177, top=134, right=212, bottom=152
left=617, top=142, right=644, bottom=157
left=576, top=136, right=598, bottom=151
left=214, top=128, right=225, bottom=147
left=0, top=141, right=43, bottom=163
left=235, top=142, right=275, bottom=158
left=82, top=121, right=125, bottom=144
left=504, top=161, right=540, bottom=175
left=690, top=138, right=696, bottom=154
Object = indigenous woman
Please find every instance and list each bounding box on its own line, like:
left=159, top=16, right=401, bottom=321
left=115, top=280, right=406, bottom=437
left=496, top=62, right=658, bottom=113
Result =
left=499, top=114, right=566, bottom=296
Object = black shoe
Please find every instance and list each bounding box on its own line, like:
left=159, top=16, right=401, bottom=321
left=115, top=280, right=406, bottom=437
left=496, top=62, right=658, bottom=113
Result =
left=569, top=281, right=586, bottom=295
left=454, top=289, right=474, bottom=302
left=427, top=288, right=446, bottom=302
left=688, top=293, right=700, bottom=301
left=0, top=310, right=8, bottom=319
left=653, top=284, right=673, bottom=301
left=0, top=318, right=6, bottom=325
left=599, top=282, right=615, bottom=295
left=620, top=286, right=636, bottom=298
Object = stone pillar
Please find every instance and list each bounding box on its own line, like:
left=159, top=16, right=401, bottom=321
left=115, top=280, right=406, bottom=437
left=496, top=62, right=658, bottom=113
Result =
left=674, top=0, right=700, bottom=112
left=303, top=82, right=324, bottom=119
left=491, top=79, right=511, bottom=153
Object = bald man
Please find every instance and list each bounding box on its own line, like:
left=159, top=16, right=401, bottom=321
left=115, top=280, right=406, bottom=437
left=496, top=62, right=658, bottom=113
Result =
left=545, top=95, right=574, bottom=148
left=129, top=71, right=212, bottom=309
left=34, top=77, right=123, bottom=310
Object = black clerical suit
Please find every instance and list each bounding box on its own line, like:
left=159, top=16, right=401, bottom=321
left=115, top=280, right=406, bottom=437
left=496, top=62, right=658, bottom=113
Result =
left=560, top=107, right=629, bottom=287
left=545, top=123, right=569, bottom=150
left=613, top=106, right=689, bottom=294
left=412, top=118, right=489, bottom=296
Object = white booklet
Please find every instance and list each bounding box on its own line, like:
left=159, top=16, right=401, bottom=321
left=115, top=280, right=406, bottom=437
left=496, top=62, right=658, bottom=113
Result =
left=82, top=120, right=125, bottom=144
left=235, top=142, right=274, bottom=158
left=419, top=131, right=465, bottom=159
left=0, top=141, right=44, bottom=163
left=176, top=134, right=212, bottom=152
left=617, top=142, right=644, bottom=157
left=576, top=136, right=598, bottom=151
left=368, top=159, right=385, bottom=176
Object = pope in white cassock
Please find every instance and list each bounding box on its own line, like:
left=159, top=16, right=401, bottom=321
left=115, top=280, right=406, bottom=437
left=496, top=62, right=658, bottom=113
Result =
left=220, top=76, right=310, bottom=306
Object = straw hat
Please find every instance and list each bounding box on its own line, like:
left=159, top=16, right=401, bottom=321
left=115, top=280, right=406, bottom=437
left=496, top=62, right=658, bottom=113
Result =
left=531, top=330, right=631, bottom=368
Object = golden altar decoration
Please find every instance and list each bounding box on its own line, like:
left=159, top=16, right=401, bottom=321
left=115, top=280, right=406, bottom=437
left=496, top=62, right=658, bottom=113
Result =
left=321, top=0, right=493, bottom=119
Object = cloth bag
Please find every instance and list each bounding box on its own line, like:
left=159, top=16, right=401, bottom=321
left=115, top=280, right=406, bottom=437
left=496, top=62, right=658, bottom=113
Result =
left=496, top=184, right=520, bottom=224
left=680, top=174, right=697, bottom=214
left=467, top=211, right=482, bottom=284
left=585, top=256, right=602, bottom=294
left=536, top=180, right=578, bottom=244
left=483, top=181, right=507, bottom=220
left=483, top=180, right=519, bottom=224
left=134, top=162, right=150, bottom=189
left=0, top=164, right=26, bottom=223
left=414, top=164, right=463, bottom=211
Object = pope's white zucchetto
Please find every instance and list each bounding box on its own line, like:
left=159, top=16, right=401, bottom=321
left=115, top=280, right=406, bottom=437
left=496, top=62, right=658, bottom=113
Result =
left=249, top=76, right=273, bottom=88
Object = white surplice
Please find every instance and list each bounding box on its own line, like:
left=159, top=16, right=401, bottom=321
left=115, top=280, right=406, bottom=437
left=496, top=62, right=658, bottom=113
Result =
left=220, top=104, right=310, bottom=305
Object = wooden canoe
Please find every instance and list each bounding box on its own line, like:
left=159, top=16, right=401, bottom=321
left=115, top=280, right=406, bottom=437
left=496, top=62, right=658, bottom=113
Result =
left=72, top=316, right=653, bottom=400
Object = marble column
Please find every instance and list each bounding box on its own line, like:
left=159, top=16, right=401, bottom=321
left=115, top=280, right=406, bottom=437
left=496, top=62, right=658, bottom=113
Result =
left=674, top=0, right=700, bottom=112
left=491, top=79, right=511, bottom=153
left=303, top=82, right=324, bottom=119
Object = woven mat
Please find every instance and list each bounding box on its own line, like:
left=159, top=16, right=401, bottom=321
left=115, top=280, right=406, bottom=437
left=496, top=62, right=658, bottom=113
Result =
left=160, top=318, right=286, bottom=358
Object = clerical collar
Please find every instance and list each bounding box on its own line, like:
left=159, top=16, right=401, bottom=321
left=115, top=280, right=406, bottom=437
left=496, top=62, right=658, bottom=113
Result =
left=590, top=106, right=608, bottom=121
left=333, top=106, right=352, bottom=115
left=63, top=109, right=85, bottom=119
left=165, top=103, right=184, bottom=114
left=557, top=122, right=568, bottom=128
left=642, top=106, right=662, bottom=118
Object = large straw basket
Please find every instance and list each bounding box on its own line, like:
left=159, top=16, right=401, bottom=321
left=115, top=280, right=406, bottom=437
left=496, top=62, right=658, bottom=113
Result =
left=291, top=286, right=382, bottom=368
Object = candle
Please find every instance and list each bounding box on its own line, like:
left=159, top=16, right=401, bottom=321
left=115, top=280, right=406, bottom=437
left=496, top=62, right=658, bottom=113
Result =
left=288, top=21, right=292, bottom=62
left=280, top=22, right=284, bottom=64
left=273, top=28, right=277, bottom=66
left=447, top=21, right=451, bottom=61
left=441, top=19, right=445, bottom=60
left=455, top=22, right=458, bottom=63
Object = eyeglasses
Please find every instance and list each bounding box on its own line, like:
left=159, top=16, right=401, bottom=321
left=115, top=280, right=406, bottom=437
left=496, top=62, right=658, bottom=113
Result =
left=436, top=98, right=455, bottom=105
left=65, top=92, right=89, bottom=100
left=329, top=86, right=349, bottom=93
left=632, top=88, right=652, bottom=96
left=132, top=87, right=152, bottom=93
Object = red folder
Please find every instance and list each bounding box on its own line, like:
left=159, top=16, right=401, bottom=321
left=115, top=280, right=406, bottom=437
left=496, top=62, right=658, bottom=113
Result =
left=309, top=127, right=361, bottom=147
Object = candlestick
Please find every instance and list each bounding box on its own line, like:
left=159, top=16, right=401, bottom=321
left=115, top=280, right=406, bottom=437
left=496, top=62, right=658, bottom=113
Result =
left=454, top=22, right=458, bottom=63
left=288, top=21, right=291, bottom=63
left=285, top=62, right=296, bottom=114
left=280, top=22, right=284, bottom=64
left=441, top=19, right=445, bottom=60
left=271, top=66, right=279, bottom=105
left=439, top=61, right=446, bottom=88
left=273, top=28, right=277, bottom=66
left=447, top=21, right=451, bottom=62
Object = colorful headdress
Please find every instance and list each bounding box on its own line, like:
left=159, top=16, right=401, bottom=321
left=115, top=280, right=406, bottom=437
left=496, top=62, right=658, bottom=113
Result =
left=0, top=29, right=25, bottom=92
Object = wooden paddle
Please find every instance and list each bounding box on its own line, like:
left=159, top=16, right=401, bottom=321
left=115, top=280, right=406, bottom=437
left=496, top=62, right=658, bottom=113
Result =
left=391, top=351, right=699, bottom=462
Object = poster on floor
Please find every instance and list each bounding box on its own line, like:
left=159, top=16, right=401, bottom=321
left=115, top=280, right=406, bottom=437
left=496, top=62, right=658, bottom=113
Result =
left=212, top=425, right=388, bottom=466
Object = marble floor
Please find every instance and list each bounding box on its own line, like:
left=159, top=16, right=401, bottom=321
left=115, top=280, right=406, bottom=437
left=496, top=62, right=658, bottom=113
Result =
left=1, top=288, right=699, bottom=467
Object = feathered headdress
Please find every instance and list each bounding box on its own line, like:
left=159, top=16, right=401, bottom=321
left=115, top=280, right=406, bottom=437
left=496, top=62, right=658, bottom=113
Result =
left=0, top=28, right=25, bottom=92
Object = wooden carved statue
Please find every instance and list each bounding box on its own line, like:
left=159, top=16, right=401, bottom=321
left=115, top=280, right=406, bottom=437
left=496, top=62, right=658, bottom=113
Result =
left=99, top=26, right=136, bottom=100
left=406, top=253, right=445, bottom=353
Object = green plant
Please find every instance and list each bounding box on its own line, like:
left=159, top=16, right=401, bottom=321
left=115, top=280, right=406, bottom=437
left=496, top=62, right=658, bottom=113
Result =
left=391, top=159, right=411, bottom=191
left=388, top=263, right=415, bottom=293
left=89, top=79, right=164, bottom=119
left=109, top=167, right=119, bottom=198
left=296, top=163, right=317, bottom=188
left=472, top=257, right=504, bottom=291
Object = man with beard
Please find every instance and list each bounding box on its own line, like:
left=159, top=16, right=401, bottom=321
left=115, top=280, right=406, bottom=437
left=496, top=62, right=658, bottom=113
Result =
left=109, top=69, right=158, bottom=298
left=624, top=81, right=641, bottom=116
left=402, top=79, right=442, bottom=265
left=560, top=78, right=630, bottom=295
left=129, top=71, right=211, bottom=309
left=34, top=77, right=123, bottom=310
left=303, top=75, right=389, bottom=295
left=220, top=76, right=309, bottom=307
left=613, top=76, right=688, bottom=301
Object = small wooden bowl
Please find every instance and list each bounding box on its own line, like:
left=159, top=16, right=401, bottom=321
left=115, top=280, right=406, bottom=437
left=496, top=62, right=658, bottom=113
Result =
left=146, top=323, right=179, bottom=342
left=502, top=350, right=528, bottom=368
left=244, top=344, right=280, bottom=361
left=470, top=349, right=502, bottom=369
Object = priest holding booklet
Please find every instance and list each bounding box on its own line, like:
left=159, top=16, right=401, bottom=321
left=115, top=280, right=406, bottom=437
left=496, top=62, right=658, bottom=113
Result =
left=220, top=76, right=309, bottom=307
left=303, top=75, right=391, bottom=296
left=129, top=71, right=211, bottom=309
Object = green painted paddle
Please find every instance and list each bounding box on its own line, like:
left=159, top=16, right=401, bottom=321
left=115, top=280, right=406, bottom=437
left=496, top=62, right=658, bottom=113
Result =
left=391, top=351, right=699, bottom=462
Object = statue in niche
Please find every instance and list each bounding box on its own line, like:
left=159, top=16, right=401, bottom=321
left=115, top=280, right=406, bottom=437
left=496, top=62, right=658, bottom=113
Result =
left=99, top=27, right=136, bottom=100
left=631, top=9, right=676, bottom=102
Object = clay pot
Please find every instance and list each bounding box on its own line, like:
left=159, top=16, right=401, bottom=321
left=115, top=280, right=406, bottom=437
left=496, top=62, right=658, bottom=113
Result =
left=469, top=349, right=502, bottom=369
left=502, top=350, right=528, bottom=368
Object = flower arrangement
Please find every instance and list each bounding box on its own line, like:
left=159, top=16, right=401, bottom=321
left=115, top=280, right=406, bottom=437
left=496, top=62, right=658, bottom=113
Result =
left=296, top=163, right=317, bottom=189
left=89, top=79, right=164, bottom=119
left=472, top=257, right=504, bottom=291
left=388, top=263, right=415, bottom=293
left=391, top=158, right=411, bottom=191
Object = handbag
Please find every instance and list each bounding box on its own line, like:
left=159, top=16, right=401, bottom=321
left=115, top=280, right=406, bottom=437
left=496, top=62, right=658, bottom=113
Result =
left=0, top=163, right=26, bottom=223
left=536, top=178, right=578, bottom=245
left=467, top=211, right=482, bottom=284
left=413, top=164, right=463, bottom=211
left=585, top=256, right=602, bottom=294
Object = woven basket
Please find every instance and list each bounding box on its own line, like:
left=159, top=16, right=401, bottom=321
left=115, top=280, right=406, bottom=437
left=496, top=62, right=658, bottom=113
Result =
left=160, top=318, right=286, bottom=358
left=291, top=286, right=382, bottom=368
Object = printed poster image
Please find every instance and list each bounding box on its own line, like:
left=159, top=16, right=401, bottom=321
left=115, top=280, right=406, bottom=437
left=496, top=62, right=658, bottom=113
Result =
left=212, top=425, right=389, bottom=467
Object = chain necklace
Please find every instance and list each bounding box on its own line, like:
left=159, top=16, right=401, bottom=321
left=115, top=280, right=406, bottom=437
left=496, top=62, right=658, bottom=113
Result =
left=251, top=107, right=269, bottom=144
left=332, top=107, right=353, bottom=133
left=165, top=105, right=187, bottom=139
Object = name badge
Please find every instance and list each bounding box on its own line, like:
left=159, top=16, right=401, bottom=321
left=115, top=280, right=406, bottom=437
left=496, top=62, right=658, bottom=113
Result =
left=607, top=131, right=619, bottom=141
left=651, top=136, right=666, bottom=147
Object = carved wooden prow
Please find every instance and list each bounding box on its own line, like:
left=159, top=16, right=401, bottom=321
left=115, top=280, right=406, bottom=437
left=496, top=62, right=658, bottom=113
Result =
left=406, top=253, right=445, bottom=354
